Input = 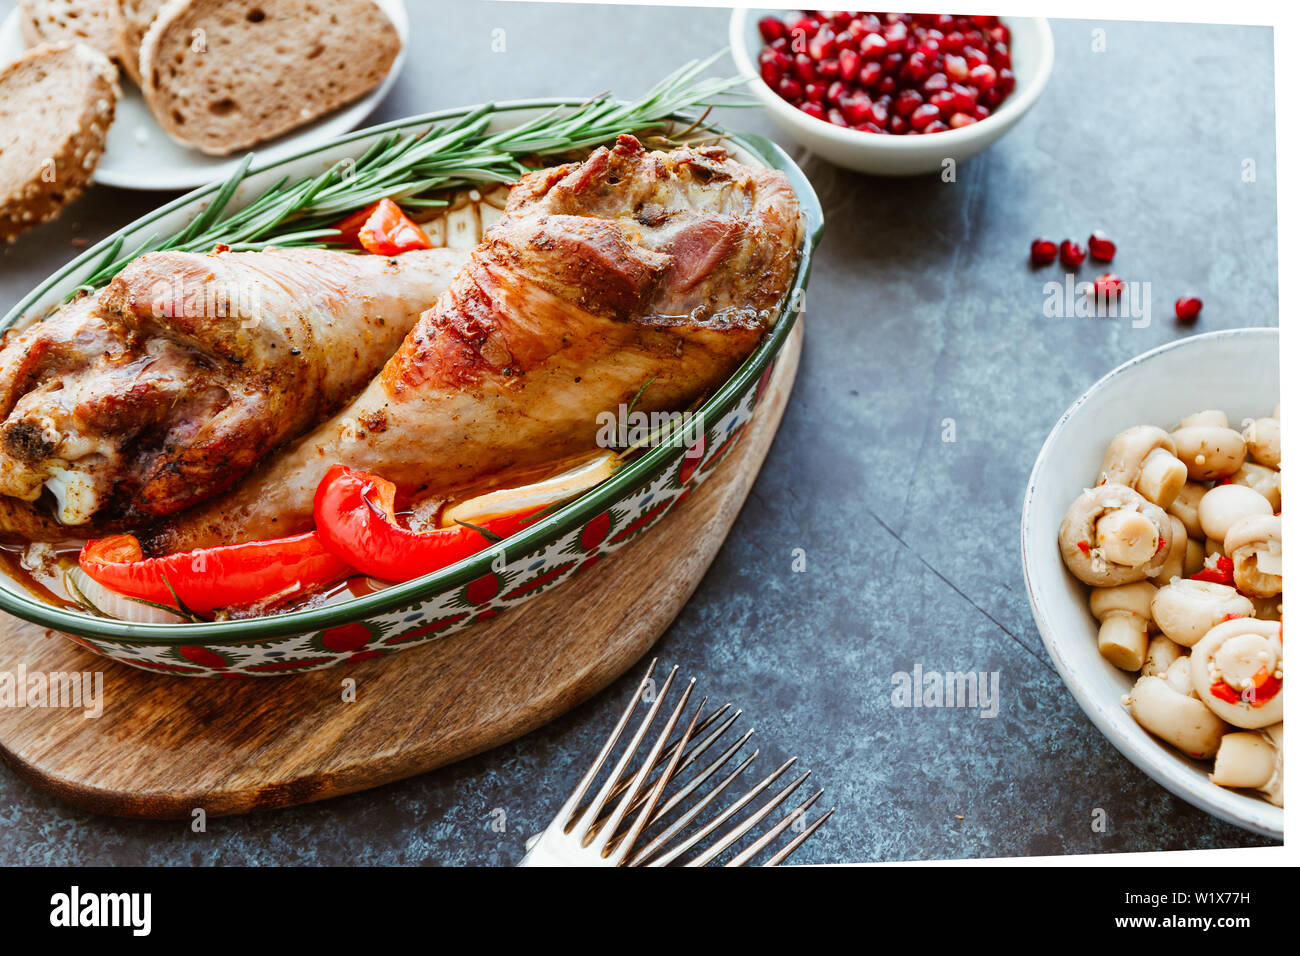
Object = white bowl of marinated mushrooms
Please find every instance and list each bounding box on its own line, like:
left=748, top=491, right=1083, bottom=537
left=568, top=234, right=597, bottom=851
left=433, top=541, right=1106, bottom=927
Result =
left=1022, top=328, right=1282, bottom=838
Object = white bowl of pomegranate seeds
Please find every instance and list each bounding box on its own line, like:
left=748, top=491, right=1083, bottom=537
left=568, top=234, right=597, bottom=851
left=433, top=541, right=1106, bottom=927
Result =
left=730, top=10, right=1053, bottom=175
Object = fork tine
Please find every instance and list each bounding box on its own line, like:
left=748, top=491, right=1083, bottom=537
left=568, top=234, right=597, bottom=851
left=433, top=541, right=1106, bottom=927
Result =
left=570, top=665, right=682, bottom=844
left=554, top=658, right=659, bottom=833
left=642, top=756, right=800, bottom=867
left=644, top=726, right=754, bottom=828
left=583, top=702, right=738, bottom=827
left=628, top=747, right=757, bottom=866
left=601, top=695, right=702, bottom=861
left=724, top=789, right=824, bottom=867
left=760, top=807, right=834, bottom=867
left=681, top=765, right=812, bottom=867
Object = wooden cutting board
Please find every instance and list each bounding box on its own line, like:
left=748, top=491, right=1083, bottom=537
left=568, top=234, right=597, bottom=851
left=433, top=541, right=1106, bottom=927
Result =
left=0, top=321, right=802, bottom=819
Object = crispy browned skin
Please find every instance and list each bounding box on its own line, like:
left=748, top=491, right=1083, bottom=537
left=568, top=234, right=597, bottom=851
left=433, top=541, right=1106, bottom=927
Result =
left=0, top=246, right=466, bottom=538
left=148, top=135, right=802, bottom=553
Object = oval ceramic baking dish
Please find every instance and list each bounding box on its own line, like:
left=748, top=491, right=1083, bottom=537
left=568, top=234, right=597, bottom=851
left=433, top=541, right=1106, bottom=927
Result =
left=0, top=100, right=823, bottom=676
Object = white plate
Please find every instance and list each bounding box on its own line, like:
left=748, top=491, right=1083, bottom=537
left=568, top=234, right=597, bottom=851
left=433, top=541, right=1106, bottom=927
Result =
left=1021, top=328, right=1282, bottom=838
left=0, top=0, right=407, bottom=191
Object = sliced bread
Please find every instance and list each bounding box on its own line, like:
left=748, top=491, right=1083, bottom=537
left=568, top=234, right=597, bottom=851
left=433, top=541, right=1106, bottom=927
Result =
left=16, top=0, right=119, bottom=57
left=108, top=0, right=165, bottom=85
left=139, top=0, right=401, bottom=156
left=0, top=42, right=119, bottom=243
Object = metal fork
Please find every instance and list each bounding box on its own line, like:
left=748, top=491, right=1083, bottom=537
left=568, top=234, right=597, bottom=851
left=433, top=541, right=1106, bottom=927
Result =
left=518, top=660, right=832, bottom=866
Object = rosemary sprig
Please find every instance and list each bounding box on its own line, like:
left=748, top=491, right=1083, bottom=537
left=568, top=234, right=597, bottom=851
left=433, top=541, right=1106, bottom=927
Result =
left=74, top=53, right=748, bottom=295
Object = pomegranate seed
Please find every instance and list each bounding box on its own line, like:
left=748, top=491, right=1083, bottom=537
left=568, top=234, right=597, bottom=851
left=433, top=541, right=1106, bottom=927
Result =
left=830, top=10, right=852, bottom=31
left=949, top=112, right=976, bottom=128
left=827, top=107, right=849, bottom=127
left=964, top=46, right=989, bottom=66
left=990, top=42, right=1011, bottom=70
left=858, top=61, right=883, bottom=87
left=827, top=80, right=848, bottom=106
left=860, top=32, right=888, bottom=60
left=809, top=27, right=836, bottom=62
left=793, top=53, right=815, bottom=82
left=910, top=103, right=941, bottom=131
left=800, top=100, right=827, bottom=121
left=1030, top=239, right=1058, bottom=266
left=884, top=21, right=908, bottom=51
left=930, top=90, right=957, bottom=117
left=839, top=49, right=861, bottom=80
left=922, top=120, right=949, bottom=134
left=941, top=30, right=966, bottom=53
left=950, top=84, right=977, bottom=113
left=777, top=77, right=802, bottom=102
left=1088, top=230, right=1116, bottom=262
left=968, top=63, right=998, bottom=92
left=922, top=72, right=949, bottom=92
left=878, top=75, right=897, bottom=94
left=1093, top=273, right=1124, bottom=300
left=1175, top=297, right=1203, bottom=322
left=988, top=24, right=1010, bottom=45
left=904, top=51, right=932, bottom=82
left=804, top=82, right=828, bottom=103
left=888, top=114, right=908, bottom=134
left=944, top=54, right=969, bottom=81
left=868, top=98, right=891, bottom=126
left=834, top=30, right=856, bottom=53
left=896, top=88, right=924, bottom=117
left=843, top=92, right=874, bottom=125
left=757, top=16, right=786, bottom=44
left=999, top=68, right=1016, bottom=95
left=974, top=104, right=990, bottom=120
left=1059, top=240, right=1086, bottom=268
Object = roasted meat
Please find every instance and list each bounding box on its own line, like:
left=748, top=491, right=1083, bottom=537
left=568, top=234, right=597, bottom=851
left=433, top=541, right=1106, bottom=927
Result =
left=148, top=135, right=802, bottom=553
left=0, top=246, right=466, bottom=536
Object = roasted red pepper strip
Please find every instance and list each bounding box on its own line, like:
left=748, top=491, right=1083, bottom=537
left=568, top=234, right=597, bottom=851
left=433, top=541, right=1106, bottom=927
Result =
left=313, top=465, right=539, bottom=582
left=79, top=533, right=353, bottom=615
left=1189, top=553, right=1235, bottom=586
left=1209, top=668, right=1282, bottom=708
left=334, top=199, right=432, bottom=255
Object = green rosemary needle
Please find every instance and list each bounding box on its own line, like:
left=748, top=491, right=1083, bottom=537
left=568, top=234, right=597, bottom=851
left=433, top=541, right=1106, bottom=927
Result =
left=75, top=53, right=748, bottom=294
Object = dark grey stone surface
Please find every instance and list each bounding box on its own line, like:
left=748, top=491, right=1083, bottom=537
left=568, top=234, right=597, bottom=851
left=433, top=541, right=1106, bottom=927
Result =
left=0, top=2, right=1280, bottom=864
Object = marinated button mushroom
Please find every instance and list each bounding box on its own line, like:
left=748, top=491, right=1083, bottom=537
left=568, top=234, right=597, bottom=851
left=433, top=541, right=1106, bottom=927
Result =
left=1058, top=485, right=1173, bottom=587
left=1168, top=481, right=1210, bottom=540
left=1189, top=618, right=1282, bottom=729
left=1150, top=578, right=1255, bottom=647
left=1096, top=425, right=1187, bottom=509
left=1090, top=581, right=1157, bottom=671
left=1141, top=633, right=1185, bottom=677
left=1227, top=461, right=1281, bottom=513
left=1223, top=513, right=1282, bottom=599
left=1171, top=410, right=1247, bottom=481
left=1210, top=723, right=1282, bottom=807
left=1127, top=666, right=1228, bottom=760
left=1244, top=414, right=1281, bottom=469
left=1152, top=516, right=1189, bottom=587
left=1197, top=483, right=1272, bottom=542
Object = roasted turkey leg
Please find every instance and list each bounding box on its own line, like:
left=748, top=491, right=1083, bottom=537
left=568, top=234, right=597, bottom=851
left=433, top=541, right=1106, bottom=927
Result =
left=148, top=136, right=802, bottom=554
left=0, top=246, right=465, bottom=536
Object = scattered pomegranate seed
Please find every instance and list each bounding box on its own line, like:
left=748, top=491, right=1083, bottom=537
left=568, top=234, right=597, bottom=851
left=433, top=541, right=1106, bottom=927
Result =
left=1030, top=239, right=1058, bottom=265
left=1175, top=296, right=1203, bottom=322
left=1088, top=230, right=1116, bottom=262
left=755, top=12, right=1015, bottom=135
left=1059, top=240, right=1085, bottom=268
left=1093, top=273, right=1124, bottom=300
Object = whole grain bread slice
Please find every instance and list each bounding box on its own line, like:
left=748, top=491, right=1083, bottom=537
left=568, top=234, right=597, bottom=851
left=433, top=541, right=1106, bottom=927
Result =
left=0, top=42, right=119, bottom=242
left=139, top=0, right=401, bottom=156
left=16, top=0, right=119, bottom=58
left=108, top=0, right=165, bottom=85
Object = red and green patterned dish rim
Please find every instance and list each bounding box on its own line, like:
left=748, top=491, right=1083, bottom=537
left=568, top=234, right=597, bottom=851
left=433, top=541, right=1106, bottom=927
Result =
left=0, top=100, right=824, bottom=676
